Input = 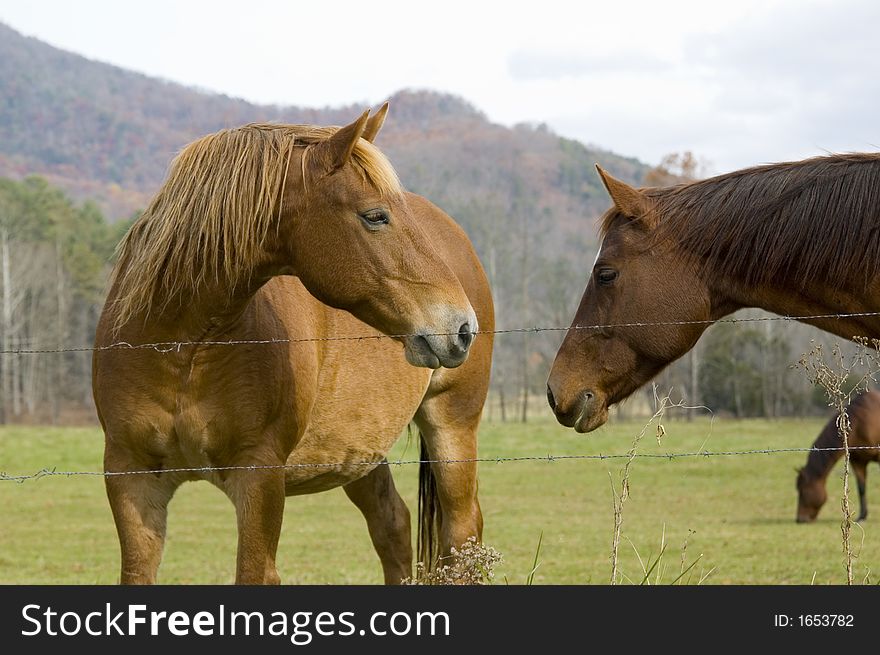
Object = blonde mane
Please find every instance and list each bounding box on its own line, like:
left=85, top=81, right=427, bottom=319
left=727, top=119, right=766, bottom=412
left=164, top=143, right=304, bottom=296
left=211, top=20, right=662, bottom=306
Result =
left=110, top=123, right=402, bottom=330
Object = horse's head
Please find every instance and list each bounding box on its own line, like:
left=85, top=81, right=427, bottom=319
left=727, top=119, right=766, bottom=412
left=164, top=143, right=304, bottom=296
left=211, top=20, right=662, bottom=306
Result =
left=795, top=467, right=826, bottom=523
left=546, top=167, right=711, bottom=432
left=281, top=106, right=476, bottom=369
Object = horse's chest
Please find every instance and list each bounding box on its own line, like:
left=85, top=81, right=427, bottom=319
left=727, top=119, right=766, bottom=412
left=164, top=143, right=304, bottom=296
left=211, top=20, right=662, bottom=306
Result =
left=283, top=347, right=432, bottom=494
left=168, top=351, right=299, bottom=469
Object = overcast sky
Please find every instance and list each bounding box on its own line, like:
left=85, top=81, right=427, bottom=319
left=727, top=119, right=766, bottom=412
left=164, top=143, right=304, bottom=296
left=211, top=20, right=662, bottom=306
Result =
left=1, top=0, right=877, bottom=174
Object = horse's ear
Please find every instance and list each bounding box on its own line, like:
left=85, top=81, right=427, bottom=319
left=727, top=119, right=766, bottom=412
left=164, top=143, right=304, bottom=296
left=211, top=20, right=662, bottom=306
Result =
left=596, top=165, right=655, bottom=227
left=310, top=110, right=370, bottom=175
left=362, top=102, right=389, bottom=143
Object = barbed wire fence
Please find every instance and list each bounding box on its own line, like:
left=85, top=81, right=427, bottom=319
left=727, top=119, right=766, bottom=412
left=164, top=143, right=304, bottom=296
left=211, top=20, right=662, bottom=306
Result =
left=2, top=310, right=879, bottom=356
left=1, top=309, right=880, bottom=584
left=5, top=443, right=880, bottom=484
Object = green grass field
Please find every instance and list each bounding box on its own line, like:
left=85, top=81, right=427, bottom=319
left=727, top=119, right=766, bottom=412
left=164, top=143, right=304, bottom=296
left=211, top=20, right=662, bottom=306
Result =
left=1, top=416, right=877, bottom=584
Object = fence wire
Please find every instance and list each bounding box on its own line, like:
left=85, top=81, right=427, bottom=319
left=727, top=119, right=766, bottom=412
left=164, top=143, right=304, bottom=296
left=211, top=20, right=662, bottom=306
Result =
left=1, top=310, right=879, bottom=355
left=2, top=444, right=879, bottom=484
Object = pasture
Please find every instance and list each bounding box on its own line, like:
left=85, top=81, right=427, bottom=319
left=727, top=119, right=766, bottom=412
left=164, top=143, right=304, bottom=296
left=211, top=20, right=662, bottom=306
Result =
left=1, top=416, right=877, bottom=584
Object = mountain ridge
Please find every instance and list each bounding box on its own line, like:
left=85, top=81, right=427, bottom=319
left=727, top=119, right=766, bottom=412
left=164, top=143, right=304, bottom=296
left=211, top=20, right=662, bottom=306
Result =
left=0, top=21, right=647, bottom=222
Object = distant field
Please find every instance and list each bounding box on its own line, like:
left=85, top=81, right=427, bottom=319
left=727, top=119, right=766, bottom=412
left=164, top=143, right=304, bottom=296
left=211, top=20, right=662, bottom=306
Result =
left=1, top=416, right=877, bottom=584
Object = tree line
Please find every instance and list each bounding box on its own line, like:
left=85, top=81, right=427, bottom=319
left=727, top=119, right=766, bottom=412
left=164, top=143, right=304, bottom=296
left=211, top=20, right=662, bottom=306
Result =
left=0, top=176, right=129, bottom=423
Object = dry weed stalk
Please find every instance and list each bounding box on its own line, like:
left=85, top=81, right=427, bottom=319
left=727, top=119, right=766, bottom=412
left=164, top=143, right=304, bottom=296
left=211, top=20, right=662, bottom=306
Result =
left=609, top=385, right=705, bottom=585
left=404, top=537, right=503, bottom=585
left=797, top=337, right=880, bottom=585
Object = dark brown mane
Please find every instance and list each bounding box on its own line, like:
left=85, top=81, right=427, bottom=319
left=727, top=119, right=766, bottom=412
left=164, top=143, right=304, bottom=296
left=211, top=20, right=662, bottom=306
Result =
left=607, top=153, right=880, bottom=289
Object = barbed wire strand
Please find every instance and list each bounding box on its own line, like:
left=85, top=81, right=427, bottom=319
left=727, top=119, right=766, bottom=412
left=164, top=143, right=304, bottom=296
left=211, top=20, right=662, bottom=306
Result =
left=2, top=444, right=879, bottom=484
left=3, top=311, right=880, bottom=356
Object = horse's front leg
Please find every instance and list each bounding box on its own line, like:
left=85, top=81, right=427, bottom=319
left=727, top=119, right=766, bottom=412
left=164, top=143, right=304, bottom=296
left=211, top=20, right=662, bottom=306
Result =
left=105, top=443, right=181, bottom=584
left=344, top=464, right=413, bottom=584
left=224, top=461, right=287, bottom=585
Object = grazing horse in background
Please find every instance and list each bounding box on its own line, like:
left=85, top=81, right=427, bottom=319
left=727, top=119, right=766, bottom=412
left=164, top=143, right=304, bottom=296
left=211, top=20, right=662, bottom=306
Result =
left=93, top=105, right=494, bottom=584
left=547, top=153, right=880, bottom=432
left=796, top=391, right=880, bottom=523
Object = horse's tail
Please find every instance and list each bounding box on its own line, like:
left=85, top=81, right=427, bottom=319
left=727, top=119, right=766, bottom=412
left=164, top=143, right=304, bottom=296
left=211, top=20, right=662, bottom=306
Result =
left=417, top=432, right=441, bottom=573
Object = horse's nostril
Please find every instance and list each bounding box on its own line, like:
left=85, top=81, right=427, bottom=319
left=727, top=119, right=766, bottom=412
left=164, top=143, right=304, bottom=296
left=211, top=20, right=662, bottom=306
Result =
left=547, top=385, right=556, bottom=411
left=584, top=391, right=594, bottom=401
left=457, top=322, right=474, bottom=350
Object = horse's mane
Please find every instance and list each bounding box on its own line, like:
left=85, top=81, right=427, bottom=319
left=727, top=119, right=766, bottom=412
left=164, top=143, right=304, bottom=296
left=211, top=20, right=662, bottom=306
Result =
left=603, top=153, right=880, bottom=289
left=110, top=123, right=401, bottom=329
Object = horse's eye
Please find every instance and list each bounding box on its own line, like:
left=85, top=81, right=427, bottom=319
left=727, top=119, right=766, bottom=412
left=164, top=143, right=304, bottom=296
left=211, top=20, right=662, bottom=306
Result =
left=596, top=268, right=618, bottom=286
left=359, top=209, right=389, bottom=226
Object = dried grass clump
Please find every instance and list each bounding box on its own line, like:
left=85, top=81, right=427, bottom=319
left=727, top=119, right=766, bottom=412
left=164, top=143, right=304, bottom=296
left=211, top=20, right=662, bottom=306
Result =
left=404, top=537, right=503, bottom=585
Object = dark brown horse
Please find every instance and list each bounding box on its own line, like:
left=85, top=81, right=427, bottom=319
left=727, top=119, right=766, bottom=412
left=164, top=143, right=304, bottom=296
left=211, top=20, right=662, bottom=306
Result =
left=92, top=106, right=494, bottom=584
left=547, top=153, right=880, bottom=432
left=797, top=391, right=880, bottom=523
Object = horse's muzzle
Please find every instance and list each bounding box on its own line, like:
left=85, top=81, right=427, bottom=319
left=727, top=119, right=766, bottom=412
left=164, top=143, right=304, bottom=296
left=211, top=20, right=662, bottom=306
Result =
left=546, top=381, right=608, bottom=433
left=403, top=309, right=478, bottom=369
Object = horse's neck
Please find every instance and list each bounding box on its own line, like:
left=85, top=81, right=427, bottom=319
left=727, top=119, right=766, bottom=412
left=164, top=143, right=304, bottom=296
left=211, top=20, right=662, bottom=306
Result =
left=805, top=417, right=846, bottom=480
left=112, top=274, right=272, bottom=344
left=710, top=275, right=880, bottom=341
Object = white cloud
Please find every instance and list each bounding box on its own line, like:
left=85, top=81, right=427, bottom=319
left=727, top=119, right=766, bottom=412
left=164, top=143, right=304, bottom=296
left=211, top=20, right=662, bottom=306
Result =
left=508, top=50, right=672, bottom=81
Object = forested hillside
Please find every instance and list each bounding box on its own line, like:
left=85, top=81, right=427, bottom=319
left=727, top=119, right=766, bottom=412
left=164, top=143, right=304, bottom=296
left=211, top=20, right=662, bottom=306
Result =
left=0, top=22, right=645, bottom=221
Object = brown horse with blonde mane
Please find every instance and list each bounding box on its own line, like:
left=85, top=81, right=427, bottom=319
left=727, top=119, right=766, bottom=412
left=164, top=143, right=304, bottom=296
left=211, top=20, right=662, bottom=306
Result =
left=548, top=153, right=880, bottom=432
left=796, top=390, right=880, bottom=523
left=92, top=105, right=494, bottom=584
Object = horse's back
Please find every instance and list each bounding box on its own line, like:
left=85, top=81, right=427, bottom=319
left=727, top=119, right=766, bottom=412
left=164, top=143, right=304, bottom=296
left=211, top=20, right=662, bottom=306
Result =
left=849, top=391, right=880, bottom=458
